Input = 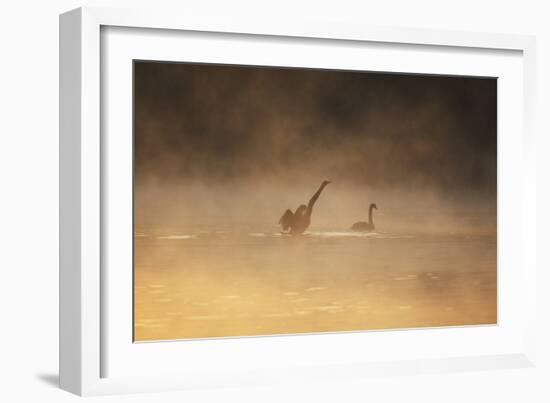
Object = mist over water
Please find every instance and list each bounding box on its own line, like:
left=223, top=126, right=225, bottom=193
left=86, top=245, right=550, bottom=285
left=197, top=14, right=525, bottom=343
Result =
left=135, top=181, right=496, bottom=236
left=133, top=62, right=497, bottom=341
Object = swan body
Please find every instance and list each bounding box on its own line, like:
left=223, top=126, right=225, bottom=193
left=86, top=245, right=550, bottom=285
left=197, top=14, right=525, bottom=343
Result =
left=351, top=221, right=374, bottom=231
left=351, top=203, right=377, bottom=232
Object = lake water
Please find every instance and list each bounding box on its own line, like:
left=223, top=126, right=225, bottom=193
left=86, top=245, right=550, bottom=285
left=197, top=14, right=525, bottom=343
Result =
left=134, top=229, right=496, bottom=341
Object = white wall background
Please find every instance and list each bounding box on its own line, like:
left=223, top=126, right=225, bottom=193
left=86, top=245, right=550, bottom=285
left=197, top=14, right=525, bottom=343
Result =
left=0, top=1, right=548, bottom=401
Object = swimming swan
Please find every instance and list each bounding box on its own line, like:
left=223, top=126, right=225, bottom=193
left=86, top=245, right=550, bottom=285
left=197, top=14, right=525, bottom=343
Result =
left=279, top=180, right=331, bottom=235
left=351, top=203, right=377, bottom=231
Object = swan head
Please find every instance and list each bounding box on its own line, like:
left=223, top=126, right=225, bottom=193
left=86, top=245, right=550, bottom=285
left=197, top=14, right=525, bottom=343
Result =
left=370, top=203, right=377, bottom=210
left=322, top=180, right=331, bottom=187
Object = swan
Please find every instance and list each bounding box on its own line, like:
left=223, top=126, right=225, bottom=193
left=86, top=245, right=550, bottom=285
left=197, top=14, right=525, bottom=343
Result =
left=351, top=203, right=377, bottom=231
left=279, top=180, right=331, bottom=235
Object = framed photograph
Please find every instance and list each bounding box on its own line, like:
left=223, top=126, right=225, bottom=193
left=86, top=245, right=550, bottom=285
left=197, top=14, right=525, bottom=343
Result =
left=60, top=7, right=537, bottom=396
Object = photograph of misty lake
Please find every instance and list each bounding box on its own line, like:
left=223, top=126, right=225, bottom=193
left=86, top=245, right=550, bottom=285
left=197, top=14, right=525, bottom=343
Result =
left=133, top=61, right=497, bottom=342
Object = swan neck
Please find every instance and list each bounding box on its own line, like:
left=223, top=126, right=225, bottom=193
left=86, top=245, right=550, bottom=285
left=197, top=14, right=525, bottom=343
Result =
left=369, top=206, right=374, bottom=225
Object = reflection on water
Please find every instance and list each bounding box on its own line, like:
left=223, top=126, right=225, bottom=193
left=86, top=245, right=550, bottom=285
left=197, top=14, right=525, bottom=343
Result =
left=134, top=229, right=496, bottom=341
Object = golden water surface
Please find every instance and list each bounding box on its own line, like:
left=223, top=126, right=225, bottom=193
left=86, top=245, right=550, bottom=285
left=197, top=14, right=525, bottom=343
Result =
left=134, top=229, right=496, bottom=341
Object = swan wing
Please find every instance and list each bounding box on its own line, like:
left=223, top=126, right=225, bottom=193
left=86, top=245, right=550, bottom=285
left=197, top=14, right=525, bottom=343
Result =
left=279, top=209, right=294, bottom=231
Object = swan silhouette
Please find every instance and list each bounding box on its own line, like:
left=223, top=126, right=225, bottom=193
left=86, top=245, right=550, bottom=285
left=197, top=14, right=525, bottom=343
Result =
left=351, top=203, right=377, bottom=231
left=279, top=180, right=331, bottom=235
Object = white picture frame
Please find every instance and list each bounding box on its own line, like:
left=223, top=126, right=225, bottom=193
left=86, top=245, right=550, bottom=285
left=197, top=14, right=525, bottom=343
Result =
left=59, top=6, right=537, bottom=396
